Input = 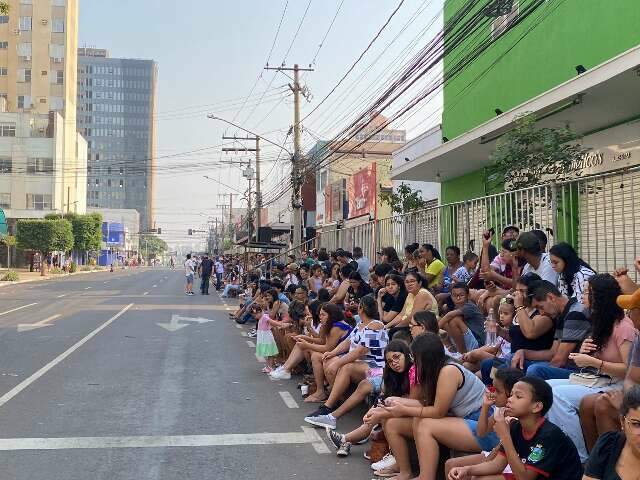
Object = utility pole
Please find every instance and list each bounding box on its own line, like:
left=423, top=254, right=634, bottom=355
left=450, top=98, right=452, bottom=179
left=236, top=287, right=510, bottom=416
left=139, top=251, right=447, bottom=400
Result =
left=264, top=63, right=313, bottom=249
left=221, top=135, right=262, bottom=236
left=217, top=193, right=238, bottom=248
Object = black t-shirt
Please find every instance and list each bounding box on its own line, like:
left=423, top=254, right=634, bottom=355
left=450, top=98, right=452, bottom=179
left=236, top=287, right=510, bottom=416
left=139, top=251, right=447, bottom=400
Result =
left=200, top=258, right=214, bottom=275
left=499, top=419, right=582, bottom=480
left=348, top=283, right=373, bottom=303
left=584, top=431, right=625, bottom=480
left=382, top=290, right=408, bottom=314
left=509, top=309, right=556, bottom=353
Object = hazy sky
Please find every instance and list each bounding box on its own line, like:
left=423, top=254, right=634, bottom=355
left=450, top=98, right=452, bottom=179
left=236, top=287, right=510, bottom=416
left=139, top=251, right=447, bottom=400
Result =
left=79, top=0, right=443, bottom=249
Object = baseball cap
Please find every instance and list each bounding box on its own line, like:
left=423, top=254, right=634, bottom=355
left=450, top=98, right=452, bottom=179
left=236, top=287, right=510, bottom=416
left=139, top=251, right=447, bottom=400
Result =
left=502, top=225, right=520, bottom=235
left=617, top=289, right=640, bottom=310
left=515, top=232, right=541, bottom=253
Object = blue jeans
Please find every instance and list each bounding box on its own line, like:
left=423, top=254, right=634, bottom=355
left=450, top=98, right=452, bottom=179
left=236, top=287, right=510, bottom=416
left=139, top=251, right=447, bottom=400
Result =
left=479, top=354, right=536, bottom=385
left=526, top=361, right=575, bottom=380
left=221, top=284, right=240, bottom=297
left=546, top=379, right=621, bottom=463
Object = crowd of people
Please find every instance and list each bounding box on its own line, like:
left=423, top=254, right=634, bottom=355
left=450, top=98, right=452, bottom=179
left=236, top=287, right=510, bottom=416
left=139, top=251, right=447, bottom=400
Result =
left=217, top=226, right=640, bottom=480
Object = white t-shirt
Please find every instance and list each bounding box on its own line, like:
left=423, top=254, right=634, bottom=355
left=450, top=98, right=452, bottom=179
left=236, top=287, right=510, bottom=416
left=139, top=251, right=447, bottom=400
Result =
left=521, top=253, right=558, bottom=284
left=184, top=259, right=195, bottom=276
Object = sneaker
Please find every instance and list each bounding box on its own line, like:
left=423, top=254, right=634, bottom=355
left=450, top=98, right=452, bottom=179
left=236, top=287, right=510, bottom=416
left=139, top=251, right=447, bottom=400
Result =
left=306, top=404, right=333, bottom=418
left=247, top=330, right=257, bottom=338
left=304, top=412, right=336, bottom=430
left=336, top=441, right=351, bottom=457
left=326, top=428, right=345, bottom=450
left=269, top=367, right=291, bottom=380
left=371, top=453, right=396, bottom=471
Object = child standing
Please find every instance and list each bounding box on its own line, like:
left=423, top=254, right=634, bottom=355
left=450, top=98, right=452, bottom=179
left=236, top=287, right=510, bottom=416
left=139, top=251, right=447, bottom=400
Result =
left=448, top=376, right=582, bottom=480
left=252, top=304, right=279, bottom=373
left=452, top=251, right=479, bottom=284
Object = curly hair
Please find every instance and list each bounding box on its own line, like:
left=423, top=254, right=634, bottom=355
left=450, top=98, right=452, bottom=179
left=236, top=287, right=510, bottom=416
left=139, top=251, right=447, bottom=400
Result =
left=588, top=273, right=624, bottom=351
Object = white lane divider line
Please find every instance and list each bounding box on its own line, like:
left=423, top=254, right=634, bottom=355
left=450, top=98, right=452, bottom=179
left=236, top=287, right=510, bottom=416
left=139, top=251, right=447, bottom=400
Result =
left=0, top=303, right=134, bottom=409
left=255, top=353, right=266, bottom=363
left=152, top=285, right=157, bottom=288
left=225, top=307, right=232, bottom=311
left=56, top=294, right=66, bottom=298
left=0, top=428, right=327, bottom=451
left=301, top=427, right=331, bottom=454
left=84, top=287, right=91, bottom=290
left=246, top=340, right=255, bottom=347
left=278, top=391, right=299, bottom=409
left=143, top=292, right=149, bottom=296
left=240, top=331, right=248, bottom=337
left=0, top=303, right=38, bottom=317
left=235, top=324, right=242, bottom=329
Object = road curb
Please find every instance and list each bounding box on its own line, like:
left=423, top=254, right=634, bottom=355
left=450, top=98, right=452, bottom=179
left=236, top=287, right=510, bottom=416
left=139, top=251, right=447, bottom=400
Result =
left=0, top=268, right=110, bottom=288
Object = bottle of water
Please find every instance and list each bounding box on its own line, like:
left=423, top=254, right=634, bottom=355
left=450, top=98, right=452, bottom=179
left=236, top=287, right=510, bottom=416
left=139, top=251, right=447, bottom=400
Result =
left=485, top=308, right=497, bottom=347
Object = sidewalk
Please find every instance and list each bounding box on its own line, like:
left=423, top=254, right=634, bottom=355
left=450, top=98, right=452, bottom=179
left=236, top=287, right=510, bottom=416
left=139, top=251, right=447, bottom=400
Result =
left=0, top=266, right=108, bottom=288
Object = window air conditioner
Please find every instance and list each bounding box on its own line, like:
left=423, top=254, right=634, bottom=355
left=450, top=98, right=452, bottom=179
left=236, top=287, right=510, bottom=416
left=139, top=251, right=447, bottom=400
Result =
left=41, top=19, right=48, bottom=25
left=25, top=56, right=31, bottom=61
left=13, top=29, right=20, bottom=35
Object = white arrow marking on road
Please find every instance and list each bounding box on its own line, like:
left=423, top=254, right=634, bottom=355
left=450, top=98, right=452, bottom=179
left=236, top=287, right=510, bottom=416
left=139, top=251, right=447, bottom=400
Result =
left=0, top=303, right=38, bottom=317
left=17, top=314, right=62, bottom=332
left=156, top=314, right=215, bottom=332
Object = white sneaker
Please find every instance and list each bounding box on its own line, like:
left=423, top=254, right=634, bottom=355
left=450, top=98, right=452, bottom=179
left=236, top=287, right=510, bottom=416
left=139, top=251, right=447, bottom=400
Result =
left=269, top=367, right=291, bottom=380
left=371, top=452, right=396, bottom=471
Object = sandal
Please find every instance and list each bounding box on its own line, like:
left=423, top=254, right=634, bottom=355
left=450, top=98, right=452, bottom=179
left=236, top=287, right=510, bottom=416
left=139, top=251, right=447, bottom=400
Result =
left=304, top=393, right=328, bottom=403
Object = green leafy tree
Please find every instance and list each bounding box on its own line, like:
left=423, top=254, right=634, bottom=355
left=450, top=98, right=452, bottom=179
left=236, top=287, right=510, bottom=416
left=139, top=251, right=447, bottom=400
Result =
left=0, top=3, right=8, bottom=15
left=0, top=234, right=16, bottom=269
left=45, top=213, right=102, bottom=254
left=139, top=234, right=168, bottom=258
left=379, top=183, right=430, bottom=215
left=17, top=219, right=74, bottom=275
left=491, top=113, right=588, bottom=190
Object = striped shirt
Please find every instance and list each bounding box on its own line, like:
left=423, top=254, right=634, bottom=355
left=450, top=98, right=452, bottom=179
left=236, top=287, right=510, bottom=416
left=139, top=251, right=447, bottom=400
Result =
left=349, top=320, right=389, bottom=368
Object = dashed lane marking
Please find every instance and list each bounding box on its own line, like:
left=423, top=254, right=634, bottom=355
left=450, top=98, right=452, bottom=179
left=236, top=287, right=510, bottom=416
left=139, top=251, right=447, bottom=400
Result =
left=246, top=340, right=255, bottom=347
left=0, top=303, right=38, bottom=317
left=56, top=294, right=66, bottom=298
left=235, top=324, right=242, bottom=329
left=301, top=427, right=331, bottom=454
left=240, top=331, right=247, bottom=337
left=278, top=391, right=299, bottom=409
left=84, top=287, right=91, bottom=290
left=143, top=292, right=149, bottom=296
left=152, top=285, right=157, bottom=288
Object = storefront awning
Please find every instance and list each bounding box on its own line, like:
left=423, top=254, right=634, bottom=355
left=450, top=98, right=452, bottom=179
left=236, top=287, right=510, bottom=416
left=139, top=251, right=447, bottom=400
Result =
left=393, top=45, right=640, bottom=182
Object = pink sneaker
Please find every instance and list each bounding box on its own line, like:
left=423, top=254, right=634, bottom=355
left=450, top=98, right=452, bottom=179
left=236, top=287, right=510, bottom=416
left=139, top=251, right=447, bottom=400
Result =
left=261, top=366, right=273, bottom=374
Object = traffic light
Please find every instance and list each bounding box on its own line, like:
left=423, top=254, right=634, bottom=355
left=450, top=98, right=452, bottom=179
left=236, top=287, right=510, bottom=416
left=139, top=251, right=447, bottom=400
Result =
left=157, top=228, right=162, bottom=235
left=188, top=229, right=193, bottom=235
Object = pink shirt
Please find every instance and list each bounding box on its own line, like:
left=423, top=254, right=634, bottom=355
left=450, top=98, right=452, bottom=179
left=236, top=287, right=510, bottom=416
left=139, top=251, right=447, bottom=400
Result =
left=597, top=316, right=637, bottom=363
left=257, top=313, right=272, bottom=332
left=409, top=364, right=420, bottom=388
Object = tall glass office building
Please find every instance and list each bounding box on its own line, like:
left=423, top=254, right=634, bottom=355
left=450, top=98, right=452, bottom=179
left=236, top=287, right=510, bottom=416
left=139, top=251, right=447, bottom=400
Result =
left=77, top=48, right=157, bottom=230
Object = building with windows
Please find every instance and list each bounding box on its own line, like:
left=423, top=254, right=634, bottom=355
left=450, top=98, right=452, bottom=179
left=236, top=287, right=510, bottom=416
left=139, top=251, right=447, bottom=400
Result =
left=77, top=47, right=158, bottom=230
left=392, top=0, right=640, bottom=273
left=0, top=0, right=86, bottom=228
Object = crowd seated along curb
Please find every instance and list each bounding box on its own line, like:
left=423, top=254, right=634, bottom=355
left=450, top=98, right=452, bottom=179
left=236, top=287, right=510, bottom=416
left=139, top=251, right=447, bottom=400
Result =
left=218, top=233, right=640, bottom=480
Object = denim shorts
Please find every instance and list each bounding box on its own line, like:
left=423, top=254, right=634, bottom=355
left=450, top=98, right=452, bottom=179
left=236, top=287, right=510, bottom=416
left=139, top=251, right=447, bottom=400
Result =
left=367, top=374, right=383, bottom=395
left=185, top=274, right=194, bottom=284
left=464, top=408, right=500, bottom=451
left=463, top=328, right=479, bottom=351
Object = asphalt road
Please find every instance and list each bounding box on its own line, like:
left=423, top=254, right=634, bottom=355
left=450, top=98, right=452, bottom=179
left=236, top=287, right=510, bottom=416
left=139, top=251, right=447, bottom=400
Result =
left=0, top=269, right=374, bottom=480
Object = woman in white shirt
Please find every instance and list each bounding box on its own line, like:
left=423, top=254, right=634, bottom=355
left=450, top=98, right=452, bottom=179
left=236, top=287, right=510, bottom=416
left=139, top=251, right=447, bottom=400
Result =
left=549, top=242, right=595, bottom=302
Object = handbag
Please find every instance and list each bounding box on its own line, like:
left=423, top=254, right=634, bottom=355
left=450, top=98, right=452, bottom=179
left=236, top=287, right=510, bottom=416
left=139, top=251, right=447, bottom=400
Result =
left=569, top=368, right=613, bottom=388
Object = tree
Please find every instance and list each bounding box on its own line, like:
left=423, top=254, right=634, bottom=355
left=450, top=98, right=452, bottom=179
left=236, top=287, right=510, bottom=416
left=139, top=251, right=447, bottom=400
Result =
left=379, top=183, right=430, bottom=215
left=0, top=3, right=8, bottom=15
left=45, top=213, right=102, bottom=259
left=0, top=234, right=16, bottom=269
left=491, top=113, right=588, bottom=191
left=17, top=219, right=74, bottom=275
left=139, top=234, right=168, bottom=258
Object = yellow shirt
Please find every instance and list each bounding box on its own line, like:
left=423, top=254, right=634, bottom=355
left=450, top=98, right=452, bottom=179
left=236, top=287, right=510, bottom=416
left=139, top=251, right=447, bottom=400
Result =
left=401, top=288, right=439, bottom=322
left=424, top=259, right=445, bottom=289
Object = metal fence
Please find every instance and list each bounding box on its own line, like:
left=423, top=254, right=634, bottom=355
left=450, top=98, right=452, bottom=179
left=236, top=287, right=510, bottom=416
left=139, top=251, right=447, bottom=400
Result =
left=261, top=166, right=640, bottom=281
